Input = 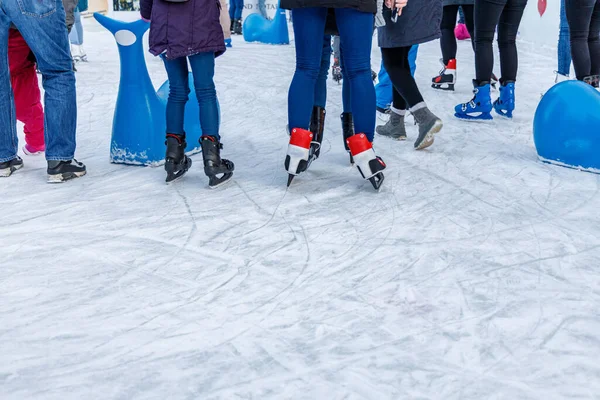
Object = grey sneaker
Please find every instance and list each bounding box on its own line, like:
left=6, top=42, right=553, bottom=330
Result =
left=411, top=104, right=443, bottom=150
left=376, top=112, right=407, bottom=140
left=0, top=156, right=23, bottom=177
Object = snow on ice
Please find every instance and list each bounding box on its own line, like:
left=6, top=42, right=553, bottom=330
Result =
left=1, top=15, right=600, bottom=400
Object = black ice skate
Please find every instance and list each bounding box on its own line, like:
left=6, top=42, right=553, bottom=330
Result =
left=346, top=133, right=386, bottom=190
left=47, top=159, right=86, bottom=183
left=341, top=112, right=355, bottom=165
left=432, top=59, right=456, bottom=91
left=309, top=106, right=326, bottom=161
left=285, top=128, right=313, bottom=187
left=0, top=156, right=23, bottom=177
left=165, top=134, right=192, bottom=183
left=200, top=136, right=234, bottom=188
left=233, top=19, right=242, bottom=35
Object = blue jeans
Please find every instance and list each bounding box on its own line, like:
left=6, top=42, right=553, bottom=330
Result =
left=162, top=52, right=220, bottom=139
left=69, top=10, right=84, bottom=45
left=375, top=45, right=418, bottom=109
left=558, top=0, right=572, bottom=76
left=314, top=35, right=351, bottom=112
left=0, top=0, right=77, bottom=162
left=257, top=0, right=267, bottom=18
left=229, top=0, right=244, bottom=20
left=289, top=7, right=375, bottom=141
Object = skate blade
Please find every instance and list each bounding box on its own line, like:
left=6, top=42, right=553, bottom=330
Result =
left=47, top=170, right=86, bottom=183
left=454, top=112, right=493, bottom=122
left=208, top=172, right=233, bottom=189
left=415, top=120, right=443, bottom=150
left=494, top=108, right=514, bottom=119
left=431, top=83, right=455, bottom=91
left=165, top=158, right=192, bottom=184
left=369, top=172, right=385, bottom=191
left=166, top=171, right=189, bottom=184
left=287, top=174, right=295, bottom=187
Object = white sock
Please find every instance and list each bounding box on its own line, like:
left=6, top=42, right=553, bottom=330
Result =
left=391, top=106, right=406, bottom=116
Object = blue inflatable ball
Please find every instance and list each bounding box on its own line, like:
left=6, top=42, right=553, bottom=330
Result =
left=533, top=80, right=600, bottom=172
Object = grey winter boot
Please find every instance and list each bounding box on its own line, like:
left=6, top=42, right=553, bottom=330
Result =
left=376, top=110, right=407, bottom=140
left=410, top=103, right=443, bottom=150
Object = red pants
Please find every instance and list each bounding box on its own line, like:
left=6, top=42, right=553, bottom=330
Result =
left=8, top=30, right=45, bottom=149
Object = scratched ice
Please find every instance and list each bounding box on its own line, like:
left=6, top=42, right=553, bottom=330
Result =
left=1, top=15, right=599, bottom=400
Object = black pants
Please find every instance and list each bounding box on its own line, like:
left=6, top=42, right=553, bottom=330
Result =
left=474, top=0, right=527, bottom=83
left=441, top=5, right=475, bottom=63
left=382, top=47, right=424, bottom=111
left=565, top=0, right=600, bottom=80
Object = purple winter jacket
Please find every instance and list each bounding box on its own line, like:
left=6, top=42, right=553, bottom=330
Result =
left=140, top=0, right=225, bottom=60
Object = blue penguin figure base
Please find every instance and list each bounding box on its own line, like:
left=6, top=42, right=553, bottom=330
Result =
left=94, top=13, right=217, bottom=166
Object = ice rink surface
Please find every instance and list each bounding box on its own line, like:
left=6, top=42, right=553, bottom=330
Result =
left=1, top=17, right=600, bottom=400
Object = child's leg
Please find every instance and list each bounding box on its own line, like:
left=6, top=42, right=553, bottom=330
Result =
left=162, top=55, right=190, bottom=135
left=188, top=52, right=220, bottom=139
left=235, top=0, right=244, bottom=20
left=229, top=0, right=235, bottom=21
left=9, top=30, right=45, bottom=150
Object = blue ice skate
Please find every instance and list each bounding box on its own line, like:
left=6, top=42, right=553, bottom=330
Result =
left=493, top=81, right=515, bottom=118
left=455, top=81, right=493, bottom=121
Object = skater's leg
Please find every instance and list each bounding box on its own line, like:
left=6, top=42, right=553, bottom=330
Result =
left=234, top=0, right=244, bottom=20
left=314, top=35, right=332, bottom=109
left=9, top=32, right=45, bottom=151
left=462, top=5, right=475, bottom=51
left=565, top=0, right=595, bottom=79
left=189, top=52, right=220, bottom=139
left=8, top=0, right=78, bottom=162
left=558, top=0, right=572, bottom=76
left=340, top=47, right=352, bottom=113
left=391, top=87, right=407, bottom=113
left=589, top=0, right=600, bottom=76
left=382, top=47, right=424, bottom=109
left=335, top=8, right=376, bottom=141
left=288, top=7, right=327, bottom=130
left=258, top=0, right=267, bottom=18
left=69, top=10, right=83, bottom=45
left=440, top=5, right=459, bottom=64
left=383, top=46, right=441, bottom=149
left=162, top=56, right=190, bottom=136
left=332, top=35, right=341, bottom=62
left=496, top=0, right=527, bottom=83
left=0, top=26, right=18, bottom=163
left=475, top=0, right=505, bottom=83
left=229, top=0, right=235, bottom=21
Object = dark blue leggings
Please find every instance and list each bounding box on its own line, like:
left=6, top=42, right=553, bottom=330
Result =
left=229, top=0, right=244, bottom=20
left=288, top=7, right=375, bottom=141
left=162, top=52, right=220, bottom=139
left=314, top=35, right=351, bottom=113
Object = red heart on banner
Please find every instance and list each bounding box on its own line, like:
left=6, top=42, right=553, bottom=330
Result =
left=538, top=0, right=547, bottom=16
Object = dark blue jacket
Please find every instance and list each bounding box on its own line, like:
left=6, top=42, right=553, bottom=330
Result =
left=377, top=0, right=442, bottom=48
left=140, top=0, right=225, bottom=59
